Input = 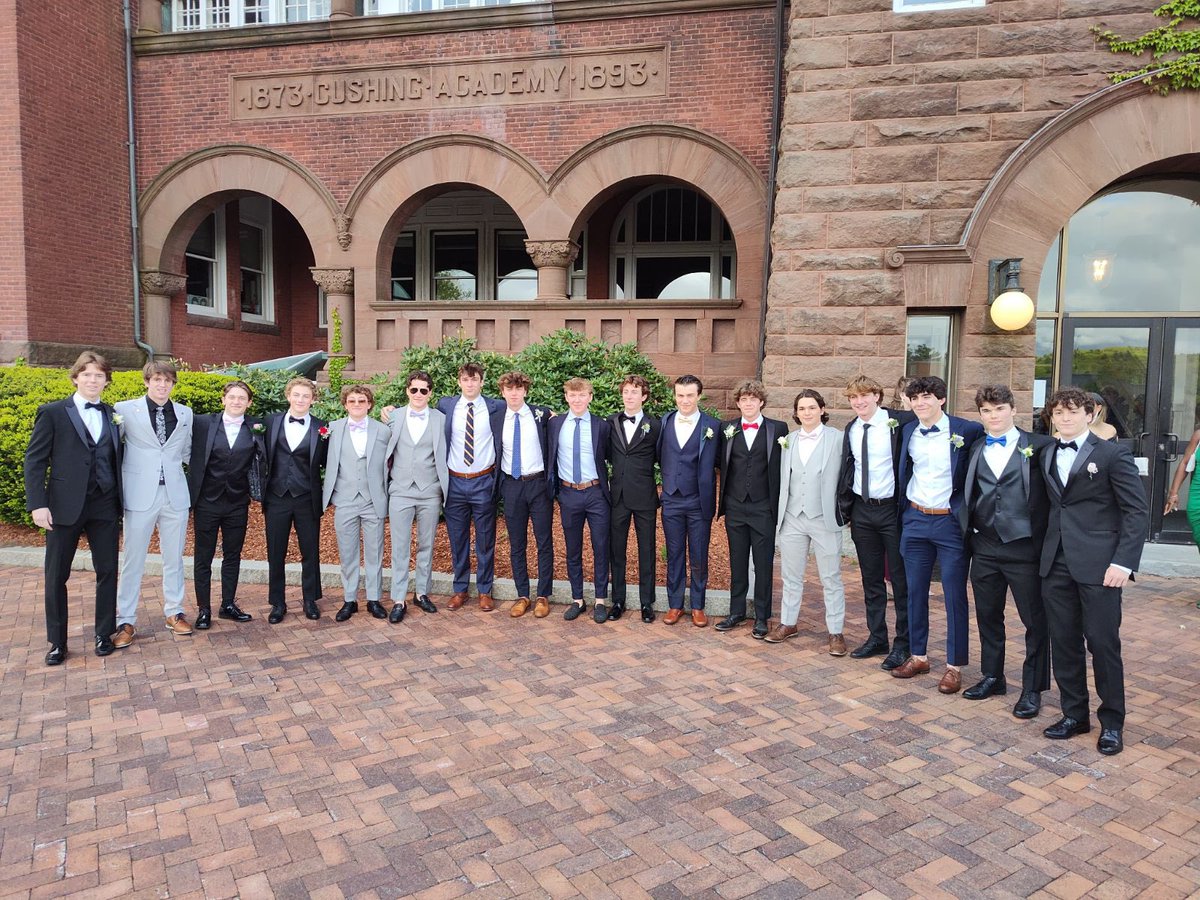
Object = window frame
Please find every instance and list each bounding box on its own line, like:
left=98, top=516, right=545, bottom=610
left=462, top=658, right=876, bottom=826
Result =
left=185, top=207, right=228, bottom=318
left=238, top=196, right=274, bottom=324
left=904, top=311, right=958, bottom=406
left=171, top=0, right=328, bottom=30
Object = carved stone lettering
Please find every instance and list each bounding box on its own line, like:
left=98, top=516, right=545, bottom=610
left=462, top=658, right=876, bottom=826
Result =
left=232, top=47, right=667, bottom=120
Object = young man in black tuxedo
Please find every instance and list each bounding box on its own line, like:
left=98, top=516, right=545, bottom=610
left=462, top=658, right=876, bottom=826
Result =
left=188, top=379, right=265, bottom=629
left=607, top=374, right=660, bottom=623
left=263, top=377, right=328, bottom=624
left=24, top=351, right=122, bottom=664
left=1040, top=387, right=1148, bottom=756
left=959, top=384, right=1052, bottom=718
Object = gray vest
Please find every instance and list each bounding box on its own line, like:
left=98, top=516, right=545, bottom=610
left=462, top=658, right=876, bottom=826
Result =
left=785, top=446, right=824, bottom=520
left=390, top=419, right=439, bottom=498
left=331, top=430, right=370, bottom=506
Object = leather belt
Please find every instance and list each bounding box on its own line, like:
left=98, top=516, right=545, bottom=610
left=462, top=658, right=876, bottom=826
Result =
left=560, top=479, right=600, bottom=490
left=449, top=465, right=495, bottom=479
left=505, top=471, right=544, bottom=482
left=856, top=495, right=893, bottom=506
left=911, top=501, right=951, bottom=515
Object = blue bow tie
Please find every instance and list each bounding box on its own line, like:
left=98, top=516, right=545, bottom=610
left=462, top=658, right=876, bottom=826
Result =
left=985, top=435, right=1007, bottom=447
left=919, top=425, right=940, bottom=437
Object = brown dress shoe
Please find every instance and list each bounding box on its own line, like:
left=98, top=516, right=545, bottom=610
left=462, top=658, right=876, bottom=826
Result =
left=113, top=624, right=136, bottom=649
left=165, top=614, right=193, bottom=635
left=533, top=597, right=551, bottom=618
left=692, top=609, right=708, bottom=628
left=479, top=594, right=495, bottom=612
left=891, top=656, right=930, bottom=679
left=663, top=608, right=684, bottom=625
left=448, top=592, right=468, bottom=610
left=828, top=634, right=848, bottom=656
left=938, top=668, right=962, bottom=694
left=510, top=597, right=531, bottom=617
left=764, top=624, right=798, bottom=643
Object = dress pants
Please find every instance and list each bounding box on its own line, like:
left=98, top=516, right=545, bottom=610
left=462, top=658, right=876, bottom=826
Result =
left=778, top=511, right=845, bottom=632
left=265, top=492, right=322, bottom=607
left=661, top=497, right=710, bottom=610
left=900, top=506, right=970, bottom=665
left=969, top=532, right=1050, bottom=694
left=192, top=495, right=249, bottom=608
left=333, top=496, right=385, bottom=602
left=558, top=484, right=610, bottom=600
left=501, top=474, right=554, bottom=599
left=117, top=483, right=188, bottom=624
left=389, top=493, right=440, bottom=601
left=726, top=499, right=775, bottom=623
left=44, top=488, right=119, bottom=645
left=1043, top=553, right=1125, bottom=730
left=849, top=496, right=909, bottom=652
left=610, top=500, right=657, bottom=609
left=444, top=474, right=496, bottom=594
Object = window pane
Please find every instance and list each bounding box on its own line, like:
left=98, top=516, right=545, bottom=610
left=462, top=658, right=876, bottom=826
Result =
left=635, top=257, right=712, bottom=299
left=495, top=232, right=536, bottom=301
left=906, top=314, right=952, bottom=383
left=186, top=255, right=215, bottom=307
left=391, top=232, right=415, bottom=300
left=241, top=271, right=262, bottom=315
left=187, top=214, right=216, bottom=258
left=433, top=232, right=477, bottom=300
left=239, top=222, right=263, bottom=270
left=1034, top=318, right=1056, bottom=429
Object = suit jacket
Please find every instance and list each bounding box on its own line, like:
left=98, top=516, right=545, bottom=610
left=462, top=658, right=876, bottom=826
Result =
left=718, top=416, right=787, bottom=520
left=187, top=411, right=267, bottom=506
left=114, top=396, right=193, bottom=512
left=436, top=394, right=505, bottom=469
left=959, top=429, right=1052, bottom=550
left=491, top=403, right=554, bottom=493
left=896, top=414, right=985, bottom=521
left=606, top=411, right=660, bottom=511
left=837, top=408, right=916, bottom=522
left=24, top=397, right=123, bottom=526
left=321, top=416, right=391, bottom=516
left=1039, top=431, right=1148, bottom=583
left=656, top=410, right=721, bottom=520
left=548, top=411, right=610, bottom=503
left=264, top=412, right=329, bottom=516
left=775, top=426, right=845, bottom=535
left=385, top=405, right=450, bottom=500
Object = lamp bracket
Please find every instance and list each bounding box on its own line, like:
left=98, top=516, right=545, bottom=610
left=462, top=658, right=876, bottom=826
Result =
left=988, top=257, right=1023, bottom=302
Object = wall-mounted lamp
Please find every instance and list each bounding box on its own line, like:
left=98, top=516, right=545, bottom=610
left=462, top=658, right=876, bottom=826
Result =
left=988, top=257, right=1035, bottom=331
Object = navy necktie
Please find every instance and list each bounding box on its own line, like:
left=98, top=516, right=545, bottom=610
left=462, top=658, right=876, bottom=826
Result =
left=985, top=435, right=1006, bottom=447
left=512, top=413, right=522, bottom=479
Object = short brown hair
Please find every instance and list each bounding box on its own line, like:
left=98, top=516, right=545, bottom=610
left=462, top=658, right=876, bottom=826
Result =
left=142, top=360, right=177, bottom=384
left=906, top=376, right=948, bottom=402
left=285, top=376, right=317, bottom=397
left=792, top=389, right=830, bottom=425
left=458, top=362, right=485, bottom=379
left=406, top=370, right=432, bottom=389
left=563, top=377, right=593, bottom=394
left=497, top=371, right=532, bottom=392
left=845, top=375, right=884, bottom=403
left=340, top=384, right=374, bottom=407
left=222, top=379, right=253, bottom=400
left=69, top=350, right=111, bottom=383
left=974, top=384, right=1015, bottom=409
left=620, top=374, right=651, bottom=400
left=732, top=379, right=767, bottom=404
left=1046, top=386, right=1095, bottom=415
left=674, top=374, right=703, bottom=393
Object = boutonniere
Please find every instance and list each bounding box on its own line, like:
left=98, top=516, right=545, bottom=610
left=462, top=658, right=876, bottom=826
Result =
left=641, top=422, right=651, bottom=435
left=1019, top=446, right=1033, bottom=459
left=777, top=436, right=789, bottom=450
left=704, top=427, right=714, bottom=441
left=1087, top=461, right=1098, bottom=478
left=723, top=424, right=737, bottom=439
left=318, top=426, right=330, bottom=440
left=111, top=413, right=123, bottom=426
left=251, top=422, right=265, bottom=434
left=886, top=418, right=899, bottom=430
left=950, top=433, right=965, bottom=450
left=534, top=409, right=544, bottom=423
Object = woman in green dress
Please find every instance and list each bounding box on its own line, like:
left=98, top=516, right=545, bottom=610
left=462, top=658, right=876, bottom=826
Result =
left=1165, top=428, right=1200, bottom=606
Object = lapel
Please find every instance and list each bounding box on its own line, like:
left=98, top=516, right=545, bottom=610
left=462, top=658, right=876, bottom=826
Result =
left=963, top=434, right=983, bottom=509
left=815, top=428, right=834, bottom=475
left=723, top=420, right=736, bottom=468
left=307, top=418, right=322, bottom=466
left=946, top=415, right=963, bottom=480
left=590, top=413, right=603, bottom=462
left=1042, top=435, right=1064, bottom=497
left=331, top=419, right=348, bottom=475
left=764, top=419, right=777, bottom=456
left=1066, top=433, right=1098, bottom=493
left=104, top=403, right=120, bottom=451
left=65, top=399, right=90, bottom=448
left=1017, top=429, right=1031, bottom=499
left=899, top=419, right=918, bottom=489
left=204, top=412, right=222, bottom=467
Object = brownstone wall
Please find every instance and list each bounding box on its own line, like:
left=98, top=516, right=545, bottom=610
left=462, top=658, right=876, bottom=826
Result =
left=0, top=0, right=25, bottom=359
left=763, top=0, right=1161, bottom=421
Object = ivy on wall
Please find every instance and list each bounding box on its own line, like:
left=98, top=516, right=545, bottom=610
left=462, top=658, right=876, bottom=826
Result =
left=1095, top=1, right=1200, bottom=94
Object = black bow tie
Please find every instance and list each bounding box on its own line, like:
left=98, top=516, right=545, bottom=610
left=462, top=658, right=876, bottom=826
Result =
left=288, top=416, right=306, bottom=425
left=621, top=414, right=637, bottom=423
left=1057, top=440, right=1078, bottom=451
left=84, top=401, right=103, bottom=410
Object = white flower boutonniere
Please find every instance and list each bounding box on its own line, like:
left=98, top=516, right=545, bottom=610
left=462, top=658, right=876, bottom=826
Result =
left=777, top=436, right=789, bottom=450
left=723, top=424, right=737, bottom=439
left=886, top=418, right=899, bottom=430
left=1019, top=446, right=1033, bottom=459
left=111, top=413, right=123, bottom=426
left=641, top=421, right=651, bottom=435
left=1087, top=461, right=1099, bottom=478
left=534, top=408, right=544, bottom=423
left=704, top=427, right=714, bottom=441
left=950, top=433, right=965, bottom=450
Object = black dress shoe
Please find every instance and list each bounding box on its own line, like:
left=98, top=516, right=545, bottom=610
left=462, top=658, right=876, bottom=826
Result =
left=1012, top=691, right=1042, bottom=719
left=850, top=640, right=888, bottom=659
left=752, top=620, right=769, bottom=639
left=268, top=605, right=286, bottom=625
left=880, top=648, right=908, bottom=671
left=45, top=645, right=67, bottom=666
left=415, top=595, right=437, bottom=613
left=366, top=601, right=387, bottom=619
left=641, top=606, right=656, bottom=623
left=304, top=600, right=321, bottom=621
left=335, top=601, right=357, bottom=623
left=563, top=601, right=585, bottom=621
left=609, top=603, right=625, bottom=621
left=1044, top=716, right=1091, bottom=740
left=715, top=615, right=746, bottom=632
left=195, top=608, right=212, bottom=630
left=1097, top=728, right=1123, bottom=756
left=219, top=602, right=253, bottom=622
left=594, top=603, right=609, bottom=624
left=389, top=603, right=406, bottom=624
left=963, top=675, right=1008, bottom=700
left=95, top=635, right=115, bottom=657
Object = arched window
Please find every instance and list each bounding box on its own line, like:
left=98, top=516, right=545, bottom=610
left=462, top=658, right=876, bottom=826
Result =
left=610, top=186, right=735, bottom=300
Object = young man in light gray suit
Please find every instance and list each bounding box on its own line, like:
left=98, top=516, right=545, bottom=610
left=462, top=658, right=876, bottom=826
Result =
left=386, top=370, right=449, bottom=623
left=322, top=384, right=392, bottom=623
left=114, top=360, right=194, bottom=646
left=769, top=389, right=848, bottom=655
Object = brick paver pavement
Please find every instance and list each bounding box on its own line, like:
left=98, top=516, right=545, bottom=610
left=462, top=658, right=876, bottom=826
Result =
left=1, top=564, right=1198, bottom=899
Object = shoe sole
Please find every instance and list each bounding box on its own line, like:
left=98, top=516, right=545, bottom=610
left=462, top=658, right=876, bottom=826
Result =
left=764, top=632, right=797, bottom=643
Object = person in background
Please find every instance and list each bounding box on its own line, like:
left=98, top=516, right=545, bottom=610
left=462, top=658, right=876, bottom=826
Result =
left=893, top=376, right=914, bottom=412
left=1088, top=392, right=1119, bottom=442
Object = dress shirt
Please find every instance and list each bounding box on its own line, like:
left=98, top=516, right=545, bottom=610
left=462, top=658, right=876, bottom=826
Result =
left=795, top=424, right=823, bottom=466
left=557, top=414, right=598, bottom=482
left=222, top=415, right=243, bottom=448
left=448, top=396, right=495, bottom=473
left=741, top=416, right=763, bottom=450
left=405, top=406, right=428, bottom=444
left=285, top=413, right=310, bottom=451
left=74, top=393, right=103, bottom=442
left=1055, top=436, right=1080, bottom=486
left=621, top=410, right=643, bottom=444
left=907, top=413, right=953, bottom=509
left=674, top=412, right=697, bottom=448
left=502, top=405, right=544, bottom=476
left=847, top=407, right=895, bottom=500
left=146, top=396, right=177, bottom=440
left=347, top=417, right=369, bottom=458
left=983, top=426, right=1020, bottom=479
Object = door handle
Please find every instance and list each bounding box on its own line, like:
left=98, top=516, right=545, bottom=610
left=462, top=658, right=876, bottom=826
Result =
left=1138, top=432, right=1150, bottom=456
left=1164, top=432, right=1179, bottom=462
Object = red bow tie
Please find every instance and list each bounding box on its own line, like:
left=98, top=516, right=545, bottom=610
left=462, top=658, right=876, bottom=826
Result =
left=742, top=422, right=759, bottom=431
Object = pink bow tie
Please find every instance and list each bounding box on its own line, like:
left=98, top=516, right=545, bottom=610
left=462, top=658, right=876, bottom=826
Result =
left=348, top=420, right=368, bottom=433
left=222, top=415, right=243, bottom=427
left=796, top=430, right=821, bottom=441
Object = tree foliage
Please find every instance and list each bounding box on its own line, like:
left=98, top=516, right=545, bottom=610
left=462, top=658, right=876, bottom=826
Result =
left=1095, top=1, right=1200, bottom=94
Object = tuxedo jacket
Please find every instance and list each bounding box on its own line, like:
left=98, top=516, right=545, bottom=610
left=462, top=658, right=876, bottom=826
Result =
left=656, top=410, right=721, bottom=520
left=776, top=426, right=845, bottom=535
left=321, top=416, right=391, bottom=516
left=436, top=394, right=505, bottom=469
left=718, top=417, right=787, bottom=520
left=491, top=403, right=553, bottom=492
left=114, top=396, right=193, bottom=512
left=958, top=429, right=1052, bottom=550
left=606, top=411, right=660, bottom=511
left=24, top=397, right=123, bottom=526
left=896, top=414, right=985, bottom=521
left=385, top=404, right=450, bottom=500
left=264, top=412, right=329, bottom=517
left=837, top=408, right=916, bottom=522
left=1039, top=431, right=1148, bottom=583
left=188, top=412, right=267, bottom=506
left=547, top=411, right=611, bottom=503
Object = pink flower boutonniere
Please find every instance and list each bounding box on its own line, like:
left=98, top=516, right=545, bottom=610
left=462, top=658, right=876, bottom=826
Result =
left=251, top=422, right=265, bottom=434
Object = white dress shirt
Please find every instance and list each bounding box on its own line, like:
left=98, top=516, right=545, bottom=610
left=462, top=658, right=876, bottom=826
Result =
left=674, top=412, right=697, bottom=448
left=795, top=424, right=824, bottom=466
left=448, top=395, right=495, bottom=472
left=405, top=406, right=429, bottom=444
left=501, top=405, right=544, bottom=476
left=847, top=407, right=895, bottom=500
left=73, top=392, right=103, bottom=442
left=222, top=414, right=243, bottom=448
left=1055, top=434, right=1081, bottom=486
left=620, top=410, right=643, bottom=444
left=284, top=413, right=310, bottom=451
left=907, top=413, right=953, bottom=509
left=983, top=426, right=1020, bottom=479
left=346, top=417, right=369, bottom=457
left=741, top=416, right=763, bottom=449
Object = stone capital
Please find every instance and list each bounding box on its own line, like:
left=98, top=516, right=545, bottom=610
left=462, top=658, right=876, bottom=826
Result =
left=310, top=267, right=354, bottom=294
left=140, top=270, right=187, bottom=296
left=524, top=239, right=580, bottom=269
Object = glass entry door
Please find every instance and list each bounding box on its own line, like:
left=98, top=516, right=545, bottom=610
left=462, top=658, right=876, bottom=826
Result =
left=1060, top=316, right=1200, bottom=543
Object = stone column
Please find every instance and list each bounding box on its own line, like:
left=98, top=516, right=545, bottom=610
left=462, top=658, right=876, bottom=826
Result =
left=329, top=0, right=355, bottom=19
left=139, top=270, right=186, bottom=360
left=137, top=0, right=164, bottom=35
left=525, top=240, right=580, bottom=302
left=311, top=267, right=355, bottom=357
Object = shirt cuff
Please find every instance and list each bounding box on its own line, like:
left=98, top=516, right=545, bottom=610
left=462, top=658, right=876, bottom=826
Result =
left=1110, top=564, right=1132, bottom=575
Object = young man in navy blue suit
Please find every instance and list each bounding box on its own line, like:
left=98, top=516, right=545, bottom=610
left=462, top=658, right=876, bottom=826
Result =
left=656, top=374, right=720, bottom=627
left=549, top=377, right=611, bottom=622
left=892, top=376, right=984, bottom=692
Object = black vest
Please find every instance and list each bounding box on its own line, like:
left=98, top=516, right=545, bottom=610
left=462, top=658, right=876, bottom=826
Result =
left=86, top=423, right=118, bottom=496
left=269, top=428, right=314, bottom=497
left=201, top=425, right=254, bottom=503
left=727, top=429, right=769, bottom=504
left=971, top=450, right=1033, bottom=543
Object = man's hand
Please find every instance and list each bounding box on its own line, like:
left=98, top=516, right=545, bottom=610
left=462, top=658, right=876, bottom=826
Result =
left=32, top=508, right=53, bottom=531
left=380, top=405, right=396, bottom=424
left=1103, top=565, right=1130, bottom=588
